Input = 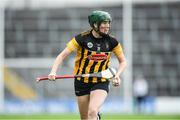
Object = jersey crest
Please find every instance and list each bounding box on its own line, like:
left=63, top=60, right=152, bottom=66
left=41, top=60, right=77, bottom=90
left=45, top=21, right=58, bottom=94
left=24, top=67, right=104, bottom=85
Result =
left=87, top=42, right=93, bottom=48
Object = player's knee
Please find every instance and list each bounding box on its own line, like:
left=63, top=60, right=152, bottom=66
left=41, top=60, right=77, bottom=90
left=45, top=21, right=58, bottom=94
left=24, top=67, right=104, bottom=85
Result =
left=88, top=107, right=98, bottom=118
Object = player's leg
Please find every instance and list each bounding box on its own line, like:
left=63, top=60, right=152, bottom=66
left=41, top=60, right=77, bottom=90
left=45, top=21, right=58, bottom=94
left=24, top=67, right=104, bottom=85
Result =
left=88, top=82, right=109, bottom=120
left=77, top=95, right=90, bottom=120
left=74, top=79, right=92, bottom=120
left=88, top=89, right=108, bottom=120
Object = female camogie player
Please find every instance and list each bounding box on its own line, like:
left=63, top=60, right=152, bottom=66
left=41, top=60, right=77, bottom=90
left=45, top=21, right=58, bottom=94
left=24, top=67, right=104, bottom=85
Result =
left=48, top=10, right=127, bottom=120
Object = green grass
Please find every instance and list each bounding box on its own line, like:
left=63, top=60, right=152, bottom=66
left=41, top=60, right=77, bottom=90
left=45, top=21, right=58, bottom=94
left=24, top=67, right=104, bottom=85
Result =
left=0, top=114, right=180, bottom=120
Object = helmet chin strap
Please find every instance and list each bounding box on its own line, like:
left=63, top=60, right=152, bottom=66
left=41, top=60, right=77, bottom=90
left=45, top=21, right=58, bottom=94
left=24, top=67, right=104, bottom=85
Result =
left=93, top=23, right=109, bottom=38
left=98, top=31, right=109, bottom=38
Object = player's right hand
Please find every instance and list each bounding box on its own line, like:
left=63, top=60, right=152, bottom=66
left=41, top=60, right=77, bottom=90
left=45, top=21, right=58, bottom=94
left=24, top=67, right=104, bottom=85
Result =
left=48, top=73, right=56, bottom=81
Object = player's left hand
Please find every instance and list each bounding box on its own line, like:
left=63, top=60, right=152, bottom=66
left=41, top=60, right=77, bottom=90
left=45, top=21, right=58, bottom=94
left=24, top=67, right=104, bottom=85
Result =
left=112, top=75, right=121, bottom=87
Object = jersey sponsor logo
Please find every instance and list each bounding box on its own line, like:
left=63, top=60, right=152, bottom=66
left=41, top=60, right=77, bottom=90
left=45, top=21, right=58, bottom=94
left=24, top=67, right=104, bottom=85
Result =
left=87, top=54, right=108, bottom=62
left=87, top=42, right=93, bottom=48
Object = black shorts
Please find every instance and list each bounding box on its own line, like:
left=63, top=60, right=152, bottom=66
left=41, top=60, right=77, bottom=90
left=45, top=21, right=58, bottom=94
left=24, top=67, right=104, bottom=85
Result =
left=74, top=79, right=110, bottom=96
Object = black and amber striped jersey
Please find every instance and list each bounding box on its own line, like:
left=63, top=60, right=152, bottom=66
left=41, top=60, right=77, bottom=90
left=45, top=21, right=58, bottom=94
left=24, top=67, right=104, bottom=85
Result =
left=67, top=30, right=124, bottom=83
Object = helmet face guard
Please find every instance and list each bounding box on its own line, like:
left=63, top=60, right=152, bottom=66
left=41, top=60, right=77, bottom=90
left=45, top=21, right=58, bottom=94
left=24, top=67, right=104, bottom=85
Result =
left=88, top=11, right=112, bottom=36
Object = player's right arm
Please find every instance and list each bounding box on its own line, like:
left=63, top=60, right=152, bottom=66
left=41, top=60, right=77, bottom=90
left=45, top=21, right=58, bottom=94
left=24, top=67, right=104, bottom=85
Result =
left=48, top=37, right=80, bottom=80
left=48, top=48, right=72, bottom=80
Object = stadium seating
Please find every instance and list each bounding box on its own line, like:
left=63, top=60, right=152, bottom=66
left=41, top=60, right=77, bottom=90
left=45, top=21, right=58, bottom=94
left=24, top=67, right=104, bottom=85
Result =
left=4, top=3, right=180, bottom=99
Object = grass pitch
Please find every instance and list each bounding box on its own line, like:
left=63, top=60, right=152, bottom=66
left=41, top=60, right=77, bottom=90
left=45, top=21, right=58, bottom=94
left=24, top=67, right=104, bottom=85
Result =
left=0, top=114, right=180, bottom=120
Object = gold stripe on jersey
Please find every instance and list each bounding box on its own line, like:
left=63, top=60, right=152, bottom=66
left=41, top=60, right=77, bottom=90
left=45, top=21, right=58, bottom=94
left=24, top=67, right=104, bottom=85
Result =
left=66, top=37, right=80, bottom=52
left=101, top=53, right=111, bottom=70
left=101, top=52, right=111, bottom=82
left=112, top=43, right=123, bottom=57
left=76, top=48, right=89, bottom=81
left=73, top=47, right=82, bottom=75
left=92, top=62, right=100, bottom=83
left=83, top=51, right=96, bottom=83
left=80, top=50, right=91, bottom=83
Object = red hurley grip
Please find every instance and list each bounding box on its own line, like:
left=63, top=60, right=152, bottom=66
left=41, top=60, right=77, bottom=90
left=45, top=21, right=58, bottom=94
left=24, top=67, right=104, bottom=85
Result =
left=36, top=75, right=75, bottom=82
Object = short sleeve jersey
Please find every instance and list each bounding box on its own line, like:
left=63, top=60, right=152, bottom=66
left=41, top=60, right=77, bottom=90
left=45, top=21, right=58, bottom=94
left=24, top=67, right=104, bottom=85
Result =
left=67, top=30, right=124, bottom=83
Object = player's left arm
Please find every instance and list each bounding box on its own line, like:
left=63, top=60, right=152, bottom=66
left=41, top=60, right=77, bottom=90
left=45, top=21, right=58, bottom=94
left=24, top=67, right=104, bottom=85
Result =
left=112, top=43, right=127, bottom=86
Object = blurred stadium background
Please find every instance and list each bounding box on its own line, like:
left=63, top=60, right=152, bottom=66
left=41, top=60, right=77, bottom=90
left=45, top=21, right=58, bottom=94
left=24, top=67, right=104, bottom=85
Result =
left=0, top=0, right=180, bottom=119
